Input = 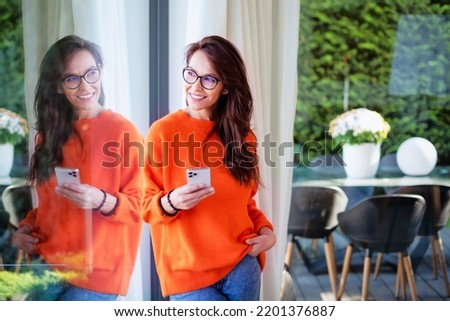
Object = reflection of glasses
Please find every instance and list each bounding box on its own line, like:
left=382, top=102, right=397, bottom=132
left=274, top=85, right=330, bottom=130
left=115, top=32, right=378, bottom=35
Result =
left=182, top=68, right=220, bottom=90
left=62, top=68, right=101, bottom=89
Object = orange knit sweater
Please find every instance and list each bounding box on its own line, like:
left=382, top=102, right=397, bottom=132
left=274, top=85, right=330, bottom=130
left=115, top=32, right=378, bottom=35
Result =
left=143, top=110, right=273, bottom=297
left=20, top=110, right=143, bottom=296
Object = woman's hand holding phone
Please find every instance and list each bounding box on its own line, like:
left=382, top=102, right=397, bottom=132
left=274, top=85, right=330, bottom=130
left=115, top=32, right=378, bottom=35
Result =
left=54, top=168, right=107, bottom=210
left=166, top=169, right=214, bottom=211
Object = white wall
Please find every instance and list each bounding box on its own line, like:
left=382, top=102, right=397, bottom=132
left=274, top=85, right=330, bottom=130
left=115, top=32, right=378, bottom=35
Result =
left=169, top=0, right=188, bottom=111
left=126, top=0, right=185, bottom=125
left=125, top=0, right=150, bottom=135
left=124, top=0, right=151, bottom=301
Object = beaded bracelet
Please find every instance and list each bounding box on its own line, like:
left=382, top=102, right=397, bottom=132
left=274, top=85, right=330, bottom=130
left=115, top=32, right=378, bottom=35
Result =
left=101, top=197, right=119, bottom=217
left=167, top=190, right=182, bottom=212
left=158, top=195, right=178, bottom=217
left=92, top=189, right=107, bottom=211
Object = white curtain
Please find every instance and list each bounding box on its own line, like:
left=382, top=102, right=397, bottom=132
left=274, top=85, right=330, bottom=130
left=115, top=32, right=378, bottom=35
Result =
left=21, top=0, right=145, bottom=300
left=177, top=0, right=300, bottom=300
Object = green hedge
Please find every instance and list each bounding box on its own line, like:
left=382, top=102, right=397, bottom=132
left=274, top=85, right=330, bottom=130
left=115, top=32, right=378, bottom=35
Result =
left=0, top=0, right=27, bottom=160
left=296, top=0, right=450, bottom=166
left=0, top=0, right=24, bottom=116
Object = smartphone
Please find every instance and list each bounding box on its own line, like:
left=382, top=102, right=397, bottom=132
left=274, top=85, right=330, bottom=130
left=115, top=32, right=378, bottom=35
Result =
left=55, top=167, right=81, bottom=185
left=186, top=168, right=211, bottom=186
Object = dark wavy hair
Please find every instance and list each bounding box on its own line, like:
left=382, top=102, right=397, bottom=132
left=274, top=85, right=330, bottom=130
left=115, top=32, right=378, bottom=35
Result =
left=30, top=35, right=105, bottom=184
left=185, top=35, right=259, bottom=185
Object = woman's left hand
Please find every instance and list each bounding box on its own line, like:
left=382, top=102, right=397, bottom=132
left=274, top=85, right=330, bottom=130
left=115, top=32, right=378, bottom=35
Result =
left=245, top=226, right=276, bottom=257
left=55, top=183, right=106, bottom=209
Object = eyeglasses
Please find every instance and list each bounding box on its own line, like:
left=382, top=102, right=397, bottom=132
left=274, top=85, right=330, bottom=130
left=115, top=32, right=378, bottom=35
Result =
left=62, top=68, right=101, bottom=89
left=182, top=68, right=220, bottom=90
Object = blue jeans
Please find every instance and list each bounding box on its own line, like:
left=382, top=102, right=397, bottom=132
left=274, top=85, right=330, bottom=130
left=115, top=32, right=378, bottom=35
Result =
left=56, top=283, right=118, bottom=301
left=170, top=255, right=261, bottom=301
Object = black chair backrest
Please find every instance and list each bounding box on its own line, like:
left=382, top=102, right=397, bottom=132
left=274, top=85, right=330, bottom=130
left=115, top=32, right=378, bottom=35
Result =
left=1, top=184, right=33, bottom=227
left=288, top=185, right=348, bottom=238
left=338, top=194, right=426, bottom=253
left=390, top=185, right=450, bottom=235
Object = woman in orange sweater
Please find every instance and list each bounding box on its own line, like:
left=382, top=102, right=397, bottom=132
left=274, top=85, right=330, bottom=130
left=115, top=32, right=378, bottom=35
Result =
left=11, top=35, right=143, bottom=300
left=143, top=35, right=276, bottom=300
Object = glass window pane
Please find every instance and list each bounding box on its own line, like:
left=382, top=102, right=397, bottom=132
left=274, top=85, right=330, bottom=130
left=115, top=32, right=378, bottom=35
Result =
left=295, top=1, right=450, bottom=169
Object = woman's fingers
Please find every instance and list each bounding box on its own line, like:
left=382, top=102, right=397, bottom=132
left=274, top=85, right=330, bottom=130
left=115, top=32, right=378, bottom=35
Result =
left=170, top=184, right=215, bottom=209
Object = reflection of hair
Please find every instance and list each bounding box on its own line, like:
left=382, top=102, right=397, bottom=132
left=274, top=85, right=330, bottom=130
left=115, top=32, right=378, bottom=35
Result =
left=30, top=35, right=105, bottom=184
left=185, top=35, right=259, bottom=185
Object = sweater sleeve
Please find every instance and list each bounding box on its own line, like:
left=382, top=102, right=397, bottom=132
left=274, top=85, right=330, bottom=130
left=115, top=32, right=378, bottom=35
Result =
left=18, top=208, right=37, bottom=229
left=247, top=180, right=274, bottom=233
left=101, top=122, right=143, bottom=225
left=142, top=121, right=178, bottom=225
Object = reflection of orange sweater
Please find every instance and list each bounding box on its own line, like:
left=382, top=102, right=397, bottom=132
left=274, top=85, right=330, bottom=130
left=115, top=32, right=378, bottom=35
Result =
left=20, top=110, right=143, bottom=296
left=143, top=110, right=273, bottom=297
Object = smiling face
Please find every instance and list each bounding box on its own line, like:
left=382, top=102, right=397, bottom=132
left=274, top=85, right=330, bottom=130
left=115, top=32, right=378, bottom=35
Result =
left=58, top=49, right=103, bottom=119
left=184, top=50, right=227, bottom=120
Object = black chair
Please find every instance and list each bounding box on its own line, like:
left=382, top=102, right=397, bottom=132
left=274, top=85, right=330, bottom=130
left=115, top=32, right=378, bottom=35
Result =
left=337, top=194, right=426, bottom=301
left=286, top=185, right=348, bottom=299
left=1, top=184, right=33, bottom=272
left=0, top=208, right=11, bottom=270
left=385, top=184, right=450, bottom=297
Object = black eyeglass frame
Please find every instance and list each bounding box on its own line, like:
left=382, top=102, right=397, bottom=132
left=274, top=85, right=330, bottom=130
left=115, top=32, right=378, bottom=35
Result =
left=62, top=68, right=102, bottom=89
left=182, top=67, right=221, bottom=90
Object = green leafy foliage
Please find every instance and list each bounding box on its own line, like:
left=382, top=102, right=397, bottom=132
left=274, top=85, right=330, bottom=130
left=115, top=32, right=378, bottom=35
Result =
left=0, top=270, right=63, bottom=300
left=0, top=0, right=28, bottom=167
left=0, top=0, right=24, bottom=116
left=296, top=0, right=450, bottom=165
left=0, top=271, right=35, bottom=300
left=334, top=130, right=387, bottom=145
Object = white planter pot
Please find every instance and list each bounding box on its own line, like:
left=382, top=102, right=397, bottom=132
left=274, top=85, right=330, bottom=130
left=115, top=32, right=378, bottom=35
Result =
left=343, top=143, right=381, bottom=178
left=0, top=143, right=14, bottom=177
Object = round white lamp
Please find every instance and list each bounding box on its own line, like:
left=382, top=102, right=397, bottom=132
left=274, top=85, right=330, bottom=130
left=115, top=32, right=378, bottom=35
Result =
left=396, top=137, right=437, bottom=176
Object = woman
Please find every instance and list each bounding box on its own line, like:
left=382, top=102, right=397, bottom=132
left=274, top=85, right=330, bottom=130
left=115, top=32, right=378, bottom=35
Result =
left=143, top=35, right=276, bottom=300
left=11, top=35, right=143, bottom=300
